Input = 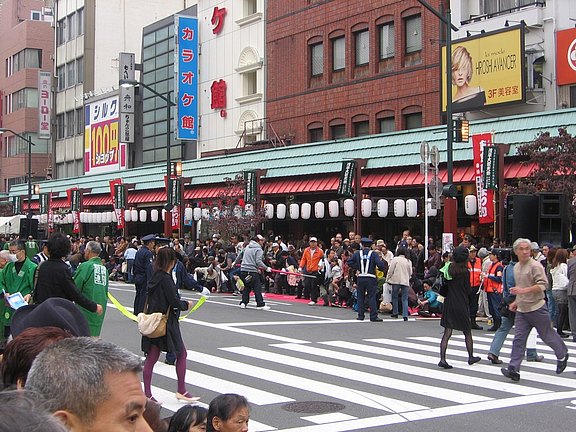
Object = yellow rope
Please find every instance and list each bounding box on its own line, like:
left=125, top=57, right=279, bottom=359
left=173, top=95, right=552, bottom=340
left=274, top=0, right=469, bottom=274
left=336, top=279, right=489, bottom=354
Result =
left=107, top=292, right=207, bottom=322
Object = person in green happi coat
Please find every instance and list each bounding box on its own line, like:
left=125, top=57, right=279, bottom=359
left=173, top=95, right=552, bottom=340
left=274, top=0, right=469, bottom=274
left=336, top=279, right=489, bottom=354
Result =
left=0, top=240, right=37, bottom=342
left=73, top=240, right=108, bottom=336
left=24, top=236, right=39, bottom=260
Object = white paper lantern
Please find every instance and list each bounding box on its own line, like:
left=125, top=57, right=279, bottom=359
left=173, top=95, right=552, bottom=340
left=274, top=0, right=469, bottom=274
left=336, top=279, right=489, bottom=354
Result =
left=201, top=208, right=210, bottom=220
left=106, top=212, right=113, bottom=223
left=162, top=209, right=167, bottom=221
left=193, top=207, right=202, bottom=221
left=244, top=203, right=254, bottom=217
left=406, top=199, right=418, bottom=217
left=465, top=194, right=478, bottom=216
left=125, top=209, right=131, bottom=222
left=130, top=209, right=138, bottom=222
left=361, top=199, right=372, bottom=217
left=377, top=199, right=388, bottom=217
left=289, top=203, right=299, bottom=220
left=41, top=214, right=47, bottom=224
left=328, top=200, right=339, bottom=217
left=184, top=207, right=193, bottom=221
left=151, top=209, right=159, bottom=222
left=112, top=210, right=118, bottom=222
left=344, top=199, right=354, bottom=217
left=80, top=212, right=86, bottom=223
left=426, top=199, right=438, bottom=217
left=264, top=203, right=274, bottom=219
left=95, top=213, right=100, bottom=223
left=314, top=202, right=325, bottom=219
left=276, top=203, right=286, bottom=219
left=393, top=199, right=405, bottom=217
left=301, top=203, right=311, bottom=219
left=139, top=209, right=147, bottom=222
left=67, top=213, right=74, bottom=224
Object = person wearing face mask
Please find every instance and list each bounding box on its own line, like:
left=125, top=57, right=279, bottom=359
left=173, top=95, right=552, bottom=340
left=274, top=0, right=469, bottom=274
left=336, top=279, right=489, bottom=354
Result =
left=0, top=240, right=37, bottom=344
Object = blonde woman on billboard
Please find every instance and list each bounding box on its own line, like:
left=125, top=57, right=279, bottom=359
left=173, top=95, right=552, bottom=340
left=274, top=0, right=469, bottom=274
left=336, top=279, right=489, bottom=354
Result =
left=452, top=46, right=486, bottom=111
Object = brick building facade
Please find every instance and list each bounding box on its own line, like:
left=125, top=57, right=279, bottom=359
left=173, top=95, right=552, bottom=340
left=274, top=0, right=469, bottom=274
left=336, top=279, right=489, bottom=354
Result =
left=266, top=0, right=448, bottom=144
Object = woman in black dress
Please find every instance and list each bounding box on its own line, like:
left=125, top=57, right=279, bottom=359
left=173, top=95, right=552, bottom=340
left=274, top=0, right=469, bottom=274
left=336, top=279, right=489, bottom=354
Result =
left=142, top=247, right=199, bottom=402
left=438, top=245, right=481, bottom=369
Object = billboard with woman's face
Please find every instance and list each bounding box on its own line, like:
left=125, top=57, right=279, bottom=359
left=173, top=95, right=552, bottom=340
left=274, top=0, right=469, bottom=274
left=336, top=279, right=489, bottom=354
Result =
left=441, top=26, right=525, bottom=113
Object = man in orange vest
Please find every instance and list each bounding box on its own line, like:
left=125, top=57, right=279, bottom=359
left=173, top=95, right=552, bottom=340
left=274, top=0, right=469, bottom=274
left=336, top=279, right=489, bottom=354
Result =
left=299, top=237, right=324, bottom=305
left=467, top=245, right=483, bottom=330
left=482, top=250, right=504, bottom=331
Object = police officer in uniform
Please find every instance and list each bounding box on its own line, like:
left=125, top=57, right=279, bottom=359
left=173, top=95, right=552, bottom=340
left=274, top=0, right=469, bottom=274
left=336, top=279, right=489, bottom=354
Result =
left=347, top=238, right=388, bottom=322
left=132, top=234, right=157, bottom=315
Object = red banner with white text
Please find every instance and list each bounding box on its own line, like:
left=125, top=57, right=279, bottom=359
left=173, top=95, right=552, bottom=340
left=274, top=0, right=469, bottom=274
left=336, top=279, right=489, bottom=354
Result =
left=472, top=133, right=495, bottom=224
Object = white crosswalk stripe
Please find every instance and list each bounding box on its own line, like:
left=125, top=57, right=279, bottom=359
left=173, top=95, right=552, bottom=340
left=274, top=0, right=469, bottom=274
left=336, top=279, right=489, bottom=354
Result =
left=148, top=336, right=576, bottom=431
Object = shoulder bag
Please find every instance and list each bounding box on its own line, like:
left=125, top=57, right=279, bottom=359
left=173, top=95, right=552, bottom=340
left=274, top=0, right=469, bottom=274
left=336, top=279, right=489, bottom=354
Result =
left=137, top=298, right=170, bottom=338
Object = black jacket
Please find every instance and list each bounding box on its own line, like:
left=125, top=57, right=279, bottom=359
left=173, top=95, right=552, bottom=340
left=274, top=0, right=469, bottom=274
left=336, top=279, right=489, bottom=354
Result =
left=34, top=258, right=98, bottom=312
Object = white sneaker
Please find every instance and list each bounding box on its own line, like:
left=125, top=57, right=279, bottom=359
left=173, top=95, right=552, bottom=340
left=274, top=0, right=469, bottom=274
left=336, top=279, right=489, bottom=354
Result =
left=257, top=305, right=270, bottom=311
left=239, top=303, right=246, bottom=309
left=308, top=301, right=316, bottom=305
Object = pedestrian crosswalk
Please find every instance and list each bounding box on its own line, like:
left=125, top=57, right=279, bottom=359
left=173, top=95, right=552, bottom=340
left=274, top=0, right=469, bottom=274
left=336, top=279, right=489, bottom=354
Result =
left=148, top=334, right=576, bottom=432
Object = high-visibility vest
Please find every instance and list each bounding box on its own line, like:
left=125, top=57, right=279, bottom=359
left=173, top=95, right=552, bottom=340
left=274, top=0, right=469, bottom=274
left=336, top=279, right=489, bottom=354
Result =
left=484, top=261, right=503, bottom=294
left=467, top=257, right=482, bottom=287
left=359, top=250, right=376, bottom=278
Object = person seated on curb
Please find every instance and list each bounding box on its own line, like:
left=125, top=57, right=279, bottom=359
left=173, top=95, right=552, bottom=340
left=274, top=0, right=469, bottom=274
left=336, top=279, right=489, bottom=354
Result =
left=418, top=279, right=443, bottom=317
left=25, top=337, right=152, bottom=431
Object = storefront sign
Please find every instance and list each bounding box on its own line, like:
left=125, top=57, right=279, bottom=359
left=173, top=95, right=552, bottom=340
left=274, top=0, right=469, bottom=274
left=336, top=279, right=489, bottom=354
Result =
left=482, top=146, right=498, bottom=190
left=38, top=71, right=51, bottom=139
left=442, top=27, right=524, bottom=113
left=175, top=15, right=199, bottom=140
left=556, top=28, right=576, bottom=85
left=244, top=171, right=257, bottom=203
left=12, top=196, right=21, bottom=215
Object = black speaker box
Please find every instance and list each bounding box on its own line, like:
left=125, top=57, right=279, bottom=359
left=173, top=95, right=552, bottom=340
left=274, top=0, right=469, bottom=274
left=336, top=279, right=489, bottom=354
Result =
left=506, top=194, right=539, bottom=245
left=19, top=218, right=39, bottom=239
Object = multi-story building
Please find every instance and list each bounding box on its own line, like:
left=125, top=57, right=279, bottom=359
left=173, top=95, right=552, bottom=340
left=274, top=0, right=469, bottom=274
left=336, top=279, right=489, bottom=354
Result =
left=266, top=0, right=447, bottom=144
left=0, top=0, right=54, bottom=194
left=53, top=0, right=192, bottom=179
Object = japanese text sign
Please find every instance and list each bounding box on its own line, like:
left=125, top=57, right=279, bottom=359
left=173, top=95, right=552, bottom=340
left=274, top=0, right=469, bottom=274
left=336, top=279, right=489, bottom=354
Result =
left=472, top=133, right=495, bottom=224
left=556, top=28, right=576, bottom=85
left=175, top=15, right=199, bottom=140
left=337, top=161, right=356, bottom=197
left=38, top=71, right=51, bottom=139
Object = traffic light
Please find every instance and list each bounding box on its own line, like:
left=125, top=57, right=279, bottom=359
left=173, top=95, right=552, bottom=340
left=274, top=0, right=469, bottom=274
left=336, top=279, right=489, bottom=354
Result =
left=454, top=119, right=470, bottom=142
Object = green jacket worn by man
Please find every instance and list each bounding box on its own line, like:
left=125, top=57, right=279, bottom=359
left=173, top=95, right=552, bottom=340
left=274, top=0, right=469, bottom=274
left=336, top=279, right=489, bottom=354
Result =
left=0, top=241, right=37, bottom=337
left=73, top=243, right=108, bottom=336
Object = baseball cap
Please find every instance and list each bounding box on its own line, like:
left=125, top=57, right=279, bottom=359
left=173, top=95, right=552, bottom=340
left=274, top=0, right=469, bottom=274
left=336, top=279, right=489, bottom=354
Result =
left=376, top=239, right=385, bottom=246
left=469, top=245, right=478, bottom=252
left=11, top=298, right=90, bottom=338
left=309, top=237, right=318, bottom=242
left=256, top=234, right=266, bottom=241
left=530, top=242, right=540, bottom=251
left=272, top=242, right=279, bottom=247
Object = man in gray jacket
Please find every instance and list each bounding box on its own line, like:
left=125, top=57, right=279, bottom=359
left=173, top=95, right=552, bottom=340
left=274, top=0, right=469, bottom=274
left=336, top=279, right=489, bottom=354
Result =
left=239, top=234, right=271, bottom=310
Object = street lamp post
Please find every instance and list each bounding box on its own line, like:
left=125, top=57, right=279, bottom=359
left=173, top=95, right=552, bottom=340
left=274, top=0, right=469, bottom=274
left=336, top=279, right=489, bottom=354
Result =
left=417, top=0, right=459, bottom=243
left=0, top=128, right=36, bottom=237
left=120, top=79, right=175, bottom=237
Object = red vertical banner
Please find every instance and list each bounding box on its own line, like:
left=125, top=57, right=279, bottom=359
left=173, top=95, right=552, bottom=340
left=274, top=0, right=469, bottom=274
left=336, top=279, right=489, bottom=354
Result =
left=171, top=206, right=180, bottom=230
left=72, top=211, right=80, bottom=233
left=472, top=133, right=495, bottom=224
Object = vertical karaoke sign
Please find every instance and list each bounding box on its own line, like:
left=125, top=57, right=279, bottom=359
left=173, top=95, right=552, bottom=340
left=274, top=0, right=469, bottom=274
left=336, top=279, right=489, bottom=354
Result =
left=175, top=15, right=199, bottom=140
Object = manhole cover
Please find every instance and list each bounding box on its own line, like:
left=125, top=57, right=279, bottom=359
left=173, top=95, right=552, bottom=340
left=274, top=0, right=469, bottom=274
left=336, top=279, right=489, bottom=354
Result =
left=282, top=401, right=346, bottom=414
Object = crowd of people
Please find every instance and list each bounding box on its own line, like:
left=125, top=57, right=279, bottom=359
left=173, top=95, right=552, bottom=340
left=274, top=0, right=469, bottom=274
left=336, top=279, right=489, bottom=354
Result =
left=0, top=227, right=574, bottom=429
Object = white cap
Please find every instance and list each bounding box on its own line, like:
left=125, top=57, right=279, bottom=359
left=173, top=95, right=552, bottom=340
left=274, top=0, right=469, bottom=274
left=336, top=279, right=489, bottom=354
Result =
left=256, top=234, right=266, bottom=241
left=309, top=237, right=318, bottom=242
left=272, top=242, right=279, bottom=247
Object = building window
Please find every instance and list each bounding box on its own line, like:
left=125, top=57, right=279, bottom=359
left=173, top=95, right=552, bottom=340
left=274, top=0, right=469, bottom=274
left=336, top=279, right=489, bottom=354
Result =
left=6, top=49, right=42, bottom=76
left=10, top=88, right=39, bottom=111
left=67, top=61, right=75, bottom=88
left=57, top=18, right=66, bottom=45
left=310, top=42, right=323, bottom=76
left=570, top=86, right=576, bottom=108
left=57, top=113, right=65, bottom=139
left=243, top=70, right=257, bottom=96
left=379, top=23, right=395, bottom=59
left=76, top=57, right=84, bottom=84
left=332, top=37, right=345, bottom=71
left=405, top=15, right=422, bottom=54
left=31, top=10, right=42, bottom=21
left=355, top=30, right=369, bottom=66
left=353, top=121, right=370, bottom=137
left=330, top=124, right=346, bottom=140
left=77, top=8, right=84, bottom=36
left=481, top=0, right=534, bottom=15
left=66, top=111, right=75, bottom=137
left=309, top=127, right=323, bottom=143
left=67, top=13, right=76, bottom=41
left=404, top=112, right=422, bottom=130
left=57, top=65, right=65, bottom=91
left=244, top=0, right=257, bottom=15
left=76, top=108, right=84, bottom=135
left=378, top=116, right=395, bottom=133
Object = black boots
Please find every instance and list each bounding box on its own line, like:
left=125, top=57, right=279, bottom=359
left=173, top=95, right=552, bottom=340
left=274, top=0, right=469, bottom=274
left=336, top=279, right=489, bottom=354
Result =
left=488, top=317, right=501, bottom=332
left=471, top=317, right=483, bottom=330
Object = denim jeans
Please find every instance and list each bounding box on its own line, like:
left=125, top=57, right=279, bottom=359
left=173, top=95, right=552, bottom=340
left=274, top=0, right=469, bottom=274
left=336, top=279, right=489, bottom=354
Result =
left=392, top=284, right=409, bottom=318
left=546, top=288, right=557, bottom=323
left=489, top=315, right=514, bottom=356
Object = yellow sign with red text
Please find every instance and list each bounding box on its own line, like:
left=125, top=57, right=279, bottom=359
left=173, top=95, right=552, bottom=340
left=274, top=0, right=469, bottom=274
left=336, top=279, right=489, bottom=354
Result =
left=442, top=27, right=524, bottom=113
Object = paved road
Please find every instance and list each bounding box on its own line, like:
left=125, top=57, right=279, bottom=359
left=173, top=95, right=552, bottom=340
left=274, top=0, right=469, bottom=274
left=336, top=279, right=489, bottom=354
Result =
left=102, top=282, right=576, bottom=432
